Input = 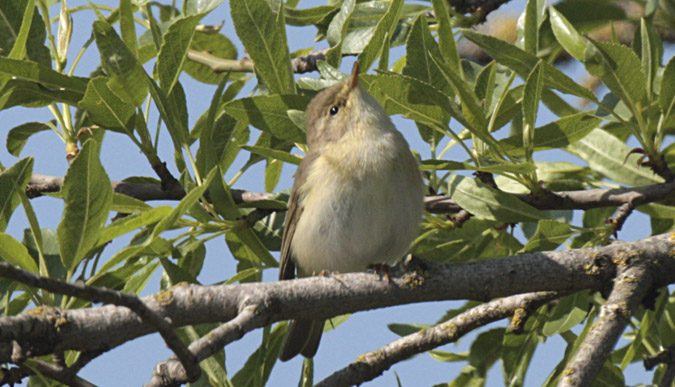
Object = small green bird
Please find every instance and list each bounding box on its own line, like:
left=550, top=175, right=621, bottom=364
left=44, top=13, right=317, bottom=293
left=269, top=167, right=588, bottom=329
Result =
left=278, top=62, right=425, bottom=361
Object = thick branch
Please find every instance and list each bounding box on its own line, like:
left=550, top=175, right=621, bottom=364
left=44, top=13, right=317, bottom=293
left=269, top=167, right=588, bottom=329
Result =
left=317, top=291, right=560, bottom=387
left=0, top=233, right=673, bottom=366
left=25, top=173, right=675, bottom=216
left=559, top=263, right=656, bottom=387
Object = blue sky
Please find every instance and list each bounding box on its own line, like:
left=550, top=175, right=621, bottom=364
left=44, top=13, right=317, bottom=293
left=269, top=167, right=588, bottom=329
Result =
left=1, top=0, right=666, bottom=385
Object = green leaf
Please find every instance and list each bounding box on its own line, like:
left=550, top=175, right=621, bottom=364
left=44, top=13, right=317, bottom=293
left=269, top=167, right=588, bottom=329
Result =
left=24, top=228, right=65, bottom=281
left=0, top=157, right=34, bottom=232
left=567, top=129, right=663, bottom=186
left=360, top=74, right=450, bottom=127
left=541, top=62, right=597, bottom=102
left=638, top=16, right=661, bottom=99
left=185, top=32, right=238, bottom=85
left=97, top=206, right=172, bottom=247
left=231, top=0, right=295, bottom=94
left=584, top=40, right=646, bottom=109
left=421, top=159, right=536, bottom=175
left=57, top=140, right=113, bottom=271
left=325, top=0, right=355, bottom=67
left=470, top=328, right=505, bottom=374
left=430, top=351, right=469, bottom=362
left=111, top=192, right=152, bottom=214
left=0, top=79, right=84, bottom=109
left=6, top=0, right=35, bottom=60
left=659, top=56, right=675, bottom=117
left=523, top=62, right=544, bottom=130
left=502, top=310, right=544, bottom=386
left=0, top=0, right=50, bottom=65
left=388, top=322, right=431, bottom=336
left=122, top=260, right=160, bottom=295
left=543, top=291, right=590, bottom=336
left=402, top=15, right=452, bottom=95
left=522, top=62, right=545, bottom=159
left=549, top=6, right=586, bottom=61
left=520, top=220, right=572, bottom=253
left=145, top=74, right=188, bottom=150
left=460, top=29, right=596, bottom=102
left=93, top=21, right=148, bottom=107
left=185, top=0, right=223, bottom=15
left=265, top=159, right=283, bottom=192
left=284, top=5, right=338, bottom=26
left=0, top=233, right=38, bottom=273
left=119, top=0, right=138, bottom=56
left=500, top=112, right=601, bottom=155
left=448, top=175, right=545, bottom=223
left=242, top=146, right=302, bottom=165
left=224, top=95, right=309, bottom=142
left=151, top=169, right=216, bottom=239
left=78, top=77, right=135, bottom=135
left=357, top=0, right=403, bottom=71
left=232, top=324, right=285, bottom=386
left=0, top=58, right=88, bottom=95
left=522, top=0, right=540, bottom=54
left=157, top=15, right=201, bottom=94
left=431, top=0, right=461, bottom=74
left=6, top=122, right=50, bottom=156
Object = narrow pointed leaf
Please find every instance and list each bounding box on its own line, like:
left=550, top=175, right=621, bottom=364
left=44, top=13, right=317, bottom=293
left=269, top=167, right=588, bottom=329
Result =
left=325, top=0, right=355, bottom=67
left=357, top=0, right=403, bottom=71
left=93, top=21, right=148, bottom=106
left=78, top=77, right=135, bottom=135
left=231, top=0, right=295, bottom=94
left=549, top=6, right=586, bottom=61
left=584, top=40, right=646, bottom=109
left=500, top=112, right=601, bottom=155
left=0, top=233, right=38, bottom=273
left=431, top=0, right=461, bottom=73
left=0, top=157, right=34, bottom=232
left=448, top=175, right=545, bottom=222
left=567, top=129, right=662, bottom=186
left=7, top=122, right=51, bottom=156
left=224, top=95, right=309, bottom=142
left=57, top=140, right=113, bottom=270
left=157, top=15, right=201, bottom=94
left=0, top=58, right=88, bottom=94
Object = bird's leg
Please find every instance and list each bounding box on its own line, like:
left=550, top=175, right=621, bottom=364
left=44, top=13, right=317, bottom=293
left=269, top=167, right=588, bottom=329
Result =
left=368, top=263, right=392, bottom=287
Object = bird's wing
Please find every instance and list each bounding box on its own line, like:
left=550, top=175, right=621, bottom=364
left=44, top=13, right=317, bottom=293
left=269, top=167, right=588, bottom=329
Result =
left=278, top=153, right=315, bottom=280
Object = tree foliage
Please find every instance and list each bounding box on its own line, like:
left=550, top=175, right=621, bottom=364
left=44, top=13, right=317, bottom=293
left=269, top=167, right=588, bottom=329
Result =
left=1, top=0, right=675, bottom=386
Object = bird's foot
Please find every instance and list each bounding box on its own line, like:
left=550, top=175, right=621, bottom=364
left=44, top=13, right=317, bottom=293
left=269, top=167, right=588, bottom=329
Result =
left=369, top=263, right=393, bottom=288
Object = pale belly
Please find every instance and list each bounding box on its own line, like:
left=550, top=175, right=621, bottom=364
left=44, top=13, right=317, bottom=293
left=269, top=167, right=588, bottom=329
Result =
left=290, top=157, right=423, bottom=276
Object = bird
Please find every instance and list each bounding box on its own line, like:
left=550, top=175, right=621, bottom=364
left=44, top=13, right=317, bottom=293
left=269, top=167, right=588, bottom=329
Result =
left=277, top=61, right=425, bottom=361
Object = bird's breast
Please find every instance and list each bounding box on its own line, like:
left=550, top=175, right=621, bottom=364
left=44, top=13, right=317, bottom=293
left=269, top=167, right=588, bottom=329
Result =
left=290, top=135, right=423, bottom=276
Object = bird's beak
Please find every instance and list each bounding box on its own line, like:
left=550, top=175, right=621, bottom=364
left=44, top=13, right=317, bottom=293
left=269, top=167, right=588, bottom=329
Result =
left=349, top=61, right=360, bottom=91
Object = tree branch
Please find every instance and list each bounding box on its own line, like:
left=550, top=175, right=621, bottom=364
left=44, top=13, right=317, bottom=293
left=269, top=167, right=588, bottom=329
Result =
left=644, top=345, right=675, bottom=387
left=0, top=233, right=673, bottom=370
left=559, top=262, right=656, bottom=386
left=148, top=308, right=265, bottom=386
left=25, top=173, right=675, bottom=217
left=0, top=263, right=201, bottom=383
left=187, top=48, right=334, bottom=74
left=317, top=291, right=560, bottom=387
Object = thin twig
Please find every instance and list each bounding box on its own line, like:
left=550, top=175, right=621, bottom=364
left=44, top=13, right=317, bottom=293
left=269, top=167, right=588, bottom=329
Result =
left=316, top=291, right=560, bottom=387
left=147, top=308, right=264, bottom=387
left=25, top=173, right=675, bottom=218
left=187, top=48, right=333, bottom=74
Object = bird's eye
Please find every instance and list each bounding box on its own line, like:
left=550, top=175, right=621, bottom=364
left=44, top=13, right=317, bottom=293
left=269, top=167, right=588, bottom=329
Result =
left=329, top=106, right=339, bottom=116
